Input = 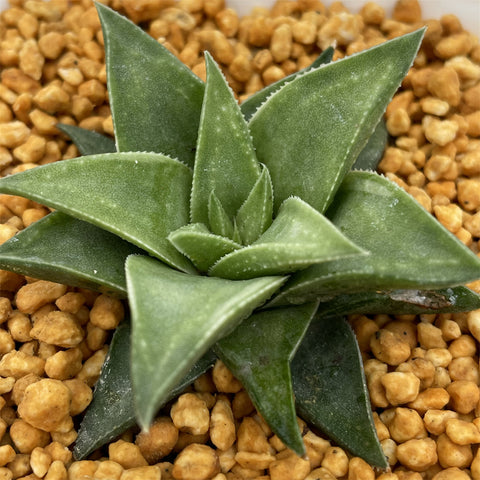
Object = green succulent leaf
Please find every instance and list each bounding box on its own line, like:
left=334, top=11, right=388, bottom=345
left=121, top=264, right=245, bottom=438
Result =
left=125, top=255, right=286, bottom=429
left=292, top=315, right=387, bottom=469
left=317, top=286, right=480, bottom=317
left=210, top=196, right=366, bottom=280
left=168, top=223, right=241, bottom=273
left=240, top=46, right=335, bottom=121
left=208, top=191, right=235, bottom=239
left=215, top=302, right=318, bottom=456
left=249, top=29, right=424, bottom=214
left=352, top=119, right=389, bottom=171
left=0, top=211, right=141, bottom=296
left=190, top=52, right=261, bottom=225
left=57, top=124, right=116, bottom=155
left=74, top=320, right=217, bottom=460
left=0, top=153, right=195, bottom=273
left=96, top=3, right=204, bottom=166
left=235, top=166, right=273, bottom=245
left=272, top=171, right=480, bottom=305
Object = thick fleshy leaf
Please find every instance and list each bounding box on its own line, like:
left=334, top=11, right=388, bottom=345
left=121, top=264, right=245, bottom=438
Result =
left=96, top=4, right=204, bottom=166
left=208, top=192, right=235, bottom=239
left=292, top=315, right=387, bottom=468
left=209, top=197, right=365, bottom=280
left=74, top=320, right=217, bottom=460
left=249, top=29, right=424, bottom=213
left=125, top=255, right=286, bottom=428
left=352, top=119, right=388, bottom=171
left=57, top=124, right=116, bottom=155
left=317, top=286, right=480, bottom=317
left=235, top=166, right=273, bottom=245
left=168, top=223, right=241, bottom=273
left=240, top=47, right=334, bottom=121
left=190, top=52, right=261, bottom=225
left=0, top=153, right=195, bottom=273
left=271, top=171, right=480, bottom=305
left=0, top=211, right=141, bottom=296
left=215, top=302, right=318, bottom=456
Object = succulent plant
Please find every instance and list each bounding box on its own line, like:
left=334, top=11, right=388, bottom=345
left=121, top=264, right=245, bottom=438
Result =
left=1, top=4, right=480, bottom=467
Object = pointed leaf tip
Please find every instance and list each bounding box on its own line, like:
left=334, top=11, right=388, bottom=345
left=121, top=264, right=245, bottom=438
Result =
left=249, top=29, right=425, bottom=214
left=216, top=302, right=318, bottom=456
left=96, top=3, right=204, bottom=166
left=190, top=52, right=261, bottom=225
left=0, top=153, right=195, bottom=273
left=126, top=256, right=286, bottom=428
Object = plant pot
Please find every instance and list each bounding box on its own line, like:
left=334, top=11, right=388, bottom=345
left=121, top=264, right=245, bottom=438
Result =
left=0, top=1, right=478, bottom=479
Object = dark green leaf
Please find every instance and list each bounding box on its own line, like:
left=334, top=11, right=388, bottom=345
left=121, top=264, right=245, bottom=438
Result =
left=317, top=286, right=480, bottom=317
left=0, top=211, right=142, bottom=296
left=249, top=29, right=424, bottom=214
left=215, top=302, right=318, bottom=456
left=168, top=223, right=241, bottom=273
left=190, top=52, right=261, bottom=225
left=0, top=152, right=195, bottom=273
left=74, top=321, right=216, bottom=460
left=210, top=197, right=365, bottom=280
left=125, top=255, right=285, bottom=429
left=236, top=166, right=273, bottom=245
left=240, top=47, right=334, bottom=121
left=352, top=119, right=388, bottom=171
left=57, top=124, right=116, bottom=155
left=271, top=171, right=480, bottom=305
left=96, top=3, right=204, bottom=166
left=74, top=321, right=133, bottom=460
left=292, top=315, right=387, bottom=468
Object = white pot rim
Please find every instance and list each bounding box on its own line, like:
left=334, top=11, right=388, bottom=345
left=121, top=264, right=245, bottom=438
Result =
left=0, top=1, right=477, bottom=41
left=226, top=0, right=479, bottom=36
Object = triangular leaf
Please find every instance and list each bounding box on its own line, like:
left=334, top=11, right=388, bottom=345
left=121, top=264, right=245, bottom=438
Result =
left=317, top=286, right=480, bottom=317
left=236, top=166, right=273, bottom=245
left=190, top=52, right=261, bottom=225
left=215, top=302, right=318, bottom=456
left=0, top=211, right=141, bottom=296
left=96, top=3, right=204, bottom=166
left=273, top=171, right=480, bottom=303
left=74, top=320, right=217, bottom=460
left=0, top=153, right=195, bottom=273
left=208, top=192, right=235, bottom=239
left=168, top=223, right=241, bottom=273
left=57, top=124, right=116, bottom=155
left=249, top=29, right=424, bottom=213
left=240, top=47, right=334, bottom=121
left=292, top=315, right=388, bottom=468
left=210, top=197, right=365, bottom=279
left=125, top=255, right=285, bottom=428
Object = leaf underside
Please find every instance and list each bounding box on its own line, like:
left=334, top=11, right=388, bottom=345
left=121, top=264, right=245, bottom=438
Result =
left=125, top=255, right=285, bottom=429
left=57, top=123, right=116, bottom=155
left=317, top=286, right=480, bottom=317
left=0, top=211, right=141, bottom=296
left=215, top=302, right=318, bottom=456
left=292, top=315, right=388, bottom=469
left=74, top=320, right=217, bottom=460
